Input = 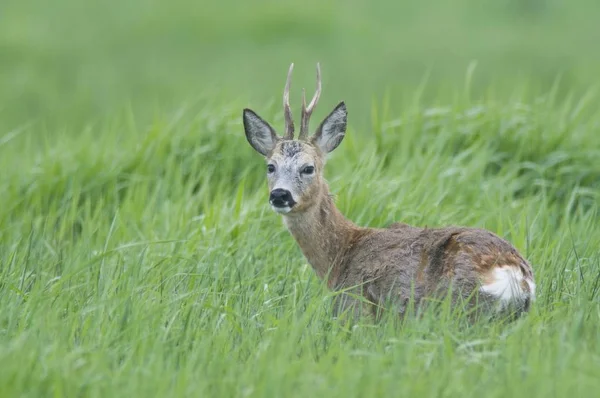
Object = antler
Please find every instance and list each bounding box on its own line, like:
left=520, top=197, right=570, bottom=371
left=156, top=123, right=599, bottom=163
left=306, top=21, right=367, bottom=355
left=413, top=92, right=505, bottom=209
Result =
left=298, top=63, right=322, bottom=140
left=283, top=63, right=295, bottom=140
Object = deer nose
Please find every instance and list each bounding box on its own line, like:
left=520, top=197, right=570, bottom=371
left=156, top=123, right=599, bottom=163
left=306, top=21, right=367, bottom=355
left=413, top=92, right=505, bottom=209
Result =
left=270, top=189, right=294, bottom=207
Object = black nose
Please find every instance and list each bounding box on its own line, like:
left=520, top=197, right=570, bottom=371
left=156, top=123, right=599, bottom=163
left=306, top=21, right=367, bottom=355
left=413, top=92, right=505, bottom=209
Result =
left=270, top=189, right=294, bottom=207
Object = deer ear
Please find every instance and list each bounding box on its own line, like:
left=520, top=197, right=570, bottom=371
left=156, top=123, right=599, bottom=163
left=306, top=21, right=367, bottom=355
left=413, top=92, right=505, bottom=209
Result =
left=243, top=109, right=279, bottom=156
left=311, top=102, right=347, bottom=154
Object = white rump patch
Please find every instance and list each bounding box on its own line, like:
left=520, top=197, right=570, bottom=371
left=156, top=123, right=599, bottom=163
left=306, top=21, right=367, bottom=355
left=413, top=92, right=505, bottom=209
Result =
left=480, top=266, right=535, bottom=305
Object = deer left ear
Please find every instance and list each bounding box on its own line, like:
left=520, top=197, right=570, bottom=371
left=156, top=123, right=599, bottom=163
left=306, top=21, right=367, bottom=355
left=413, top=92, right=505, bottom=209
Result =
left=311, top=102, right=347, bottom=154
left=243, top=109, right=279, bottom=156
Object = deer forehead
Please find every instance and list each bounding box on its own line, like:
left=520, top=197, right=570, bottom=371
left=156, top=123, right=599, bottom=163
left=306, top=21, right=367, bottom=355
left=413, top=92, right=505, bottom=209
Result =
left=269, top=141, right=321, bottom=166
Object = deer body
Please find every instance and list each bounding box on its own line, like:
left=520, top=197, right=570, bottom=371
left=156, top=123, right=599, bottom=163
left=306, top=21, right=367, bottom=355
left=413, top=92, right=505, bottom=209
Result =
left=243, top=64, right=536, bottom=320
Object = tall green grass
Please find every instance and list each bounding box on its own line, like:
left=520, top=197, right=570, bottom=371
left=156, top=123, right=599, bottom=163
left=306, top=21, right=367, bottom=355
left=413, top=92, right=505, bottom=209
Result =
left=1, top=0, right=600, bottom=396
left=1, top=90, right=599, bottom=396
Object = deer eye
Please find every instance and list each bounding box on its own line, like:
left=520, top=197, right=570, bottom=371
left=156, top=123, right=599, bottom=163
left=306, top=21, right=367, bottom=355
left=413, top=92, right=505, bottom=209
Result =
left=267, top=164, right=276, bottom=174
left=301, top=165, right=315, bottom=175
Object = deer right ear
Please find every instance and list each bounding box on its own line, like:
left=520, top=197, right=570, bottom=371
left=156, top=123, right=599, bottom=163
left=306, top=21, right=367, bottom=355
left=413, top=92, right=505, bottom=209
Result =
left=243, top=109, right=279, bottom=156
left=312, top=102, right=347, bottom=154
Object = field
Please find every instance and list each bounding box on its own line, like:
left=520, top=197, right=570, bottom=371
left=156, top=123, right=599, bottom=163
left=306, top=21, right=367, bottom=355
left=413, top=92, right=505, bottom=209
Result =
left=1, top=0, right=600, bottom=396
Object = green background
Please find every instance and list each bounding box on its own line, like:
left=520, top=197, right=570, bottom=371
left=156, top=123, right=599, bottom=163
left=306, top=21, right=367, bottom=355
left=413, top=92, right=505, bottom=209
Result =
left=1, top=1, right=599, bottom=396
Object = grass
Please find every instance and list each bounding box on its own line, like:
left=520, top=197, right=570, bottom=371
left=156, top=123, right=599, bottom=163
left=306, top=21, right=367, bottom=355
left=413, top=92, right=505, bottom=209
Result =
left=1, top=0, right=600, bottom=397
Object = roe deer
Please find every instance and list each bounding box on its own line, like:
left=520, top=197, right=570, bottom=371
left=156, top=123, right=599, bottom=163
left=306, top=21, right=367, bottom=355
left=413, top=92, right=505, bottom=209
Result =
left=242, top=63, right=536, bottom=320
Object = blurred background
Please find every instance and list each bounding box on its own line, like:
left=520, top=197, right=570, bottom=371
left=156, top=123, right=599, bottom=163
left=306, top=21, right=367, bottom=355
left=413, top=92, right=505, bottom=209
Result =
left=1, top=0, right=599, bottom=135
left=2, top=2, right=600, bottom=395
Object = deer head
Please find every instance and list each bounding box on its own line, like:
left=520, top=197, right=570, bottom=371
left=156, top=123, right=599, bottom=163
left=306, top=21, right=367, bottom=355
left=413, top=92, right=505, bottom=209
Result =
left=243, top=63, right=347, bottom=215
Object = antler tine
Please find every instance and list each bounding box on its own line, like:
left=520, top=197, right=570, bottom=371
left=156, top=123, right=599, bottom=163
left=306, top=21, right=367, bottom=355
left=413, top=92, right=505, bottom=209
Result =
left=298, top=62, right=322, bottom=140
left=283, top=63, right=295, bottom=140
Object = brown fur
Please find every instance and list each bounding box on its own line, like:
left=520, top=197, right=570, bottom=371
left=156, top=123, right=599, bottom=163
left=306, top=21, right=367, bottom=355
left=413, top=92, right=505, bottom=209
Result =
left=242, top=63, right=536, bottom=321
left=271, top=142, right=536, bottom=321
left=282, top=184, right=535, bottom=320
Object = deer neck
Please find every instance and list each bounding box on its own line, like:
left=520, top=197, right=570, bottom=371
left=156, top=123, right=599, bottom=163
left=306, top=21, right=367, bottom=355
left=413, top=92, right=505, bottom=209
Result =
left=283, top=185, right=362, bottom=287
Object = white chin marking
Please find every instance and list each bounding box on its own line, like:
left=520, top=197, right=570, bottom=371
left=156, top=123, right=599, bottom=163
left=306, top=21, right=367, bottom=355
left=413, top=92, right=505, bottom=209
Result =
left=480, top=266, right=535, bottom=305
left=272, top=206, right=292, bottom=214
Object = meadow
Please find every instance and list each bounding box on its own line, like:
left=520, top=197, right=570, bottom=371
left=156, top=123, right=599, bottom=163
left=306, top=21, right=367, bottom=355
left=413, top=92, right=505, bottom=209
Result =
left=1, top=0, right=599, bottom=396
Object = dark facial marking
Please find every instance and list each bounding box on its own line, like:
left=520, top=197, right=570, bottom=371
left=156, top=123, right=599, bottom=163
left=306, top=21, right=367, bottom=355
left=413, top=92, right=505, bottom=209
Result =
left=281, top=141, right=303, bottom=158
